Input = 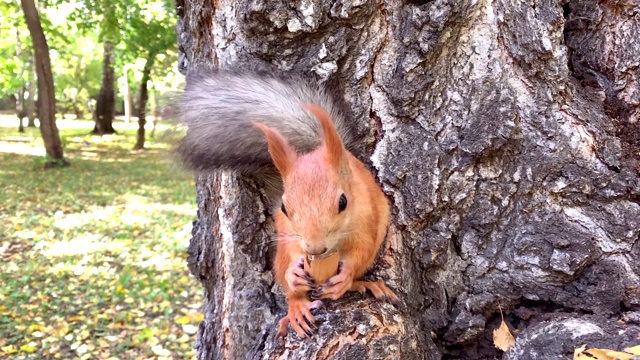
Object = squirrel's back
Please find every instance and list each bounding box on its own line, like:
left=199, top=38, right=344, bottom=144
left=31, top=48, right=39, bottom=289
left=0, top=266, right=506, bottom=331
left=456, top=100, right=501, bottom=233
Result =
left=176, top=71, right=357, bottom=174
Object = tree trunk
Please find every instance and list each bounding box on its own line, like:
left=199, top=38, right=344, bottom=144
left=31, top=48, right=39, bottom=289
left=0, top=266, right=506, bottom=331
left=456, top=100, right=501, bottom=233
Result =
left=93, top=40, right=116, bottom=135
left=123, top=67, right=132, bottom=124
left=16, top=87, right=25, bottom=133
left=177, top=1, right=640, bottom=359
left=20, top=0, right=66, bottom=166
left=27, top=53, right=36, bottom=127
left=15, top=25, right=25, bottom=133
left=133, top=55, right=155, bottom=150
left=150, top=87, right=158, bottom=138
left=72, top=101, right=83, bottom=120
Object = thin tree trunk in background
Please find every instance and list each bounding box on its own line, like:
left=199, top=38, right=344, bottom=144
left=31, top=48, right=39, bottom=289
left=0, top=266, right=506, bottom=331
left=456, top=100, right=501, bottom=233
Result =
left=123, top=67, right=132, bottom=124
left=133, top=55, right=155, bottom=150
left=150, top=85, right=158, bottom=138
left=177, top=0, right=640, bottom=359
left=15, top=25, right=25, bottom=133
left=93, top=40, right=116, bottom=135
left=72, top=99, right=82, bottom=119
left=16, top=88, right=25, bottom=133
left=20, top=0, right=66, bottom=166
left=27, top=53, right=36, bottom=127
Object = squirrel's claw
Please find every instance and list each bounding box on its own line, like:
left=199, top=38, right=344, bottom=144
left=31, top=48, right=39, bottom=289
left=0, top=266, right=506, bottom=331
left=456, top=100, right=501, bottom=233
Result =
left=278, top=297, right=322, bottom=339
left=285, top=258, right=316, bottom=293
left=317, top=270, right=354, bottom=301
left=276, top=317, right=290, bottom=339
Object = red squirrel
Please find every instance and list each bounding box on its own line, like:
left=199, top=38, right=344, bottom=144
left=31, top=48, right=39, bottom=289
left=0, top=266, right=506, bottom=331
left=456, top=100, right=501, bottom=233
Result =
left=176, top=71, right=398, bottom=339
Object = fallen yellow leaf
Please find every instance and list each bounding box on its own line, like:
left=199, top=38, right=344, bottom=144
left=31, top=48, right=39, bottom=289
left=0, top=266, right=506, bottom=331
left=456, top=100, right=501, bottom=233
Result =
left=19, top=344, right=37, bottom=353
left=584, top=348, right=620, bottom=360
left=624, top=345, right=640, bottom=355
left=574, top=346, right=640, bottom=360
left=183, top=324, right=198, bottom=334
left=175, top=316, right=190, bottom=324
left=493, top=320, right=515, bottom=352
left=152, top=344, right=170, bottom=356
left=194, top=313, right=204, bottom=322
left=574, top=355, right=595, bottom=360
left=55, top=323, right=70, bottom=337
left=603, top=350, right=635, bottom=360
left=1, top=345, right=18, bottom=354
left=27, top=324, right=45, bottom=333
left=115, top=285, right=127, bottom=295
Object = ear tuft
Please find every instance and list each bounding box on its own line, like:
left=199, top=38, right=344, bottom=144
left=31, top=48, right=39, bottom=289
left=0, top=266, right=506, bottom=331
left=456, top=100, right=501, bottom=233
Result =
left=303, top=104, right=345, bottom=169
left=254, top=123, right=297, bottom=177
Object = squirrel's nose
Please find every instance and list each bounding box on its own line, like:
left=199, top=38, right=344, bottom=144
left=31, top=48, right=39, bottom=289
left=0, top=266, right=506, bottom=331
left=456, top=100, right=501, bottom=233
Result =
left=305, top=245, right=328, bottom=256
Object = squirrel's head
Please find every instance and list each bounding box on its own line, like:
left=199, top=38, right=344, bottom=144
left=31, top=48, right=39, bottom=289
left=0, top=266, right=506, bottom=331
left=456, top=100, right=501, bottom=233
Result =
left=255, top=104, right=354, bottom=258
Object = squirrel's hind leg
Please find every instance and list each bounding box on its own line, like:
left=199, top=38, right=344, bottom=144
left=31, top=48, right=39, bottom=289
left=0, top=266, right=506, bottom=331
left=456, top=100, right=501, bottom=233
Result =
left=350, top=280, right=400, bottom=306
left=277, top=295, right=323, bottom=339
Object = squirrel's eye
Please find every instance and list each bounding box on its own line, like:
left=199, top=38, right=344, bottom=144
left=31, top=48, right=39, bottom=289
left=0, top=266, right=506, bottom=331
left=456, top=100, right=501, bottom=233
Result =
left=338, top=194, right=347, bottom=213
left=280, top=203, right=288, bottom=217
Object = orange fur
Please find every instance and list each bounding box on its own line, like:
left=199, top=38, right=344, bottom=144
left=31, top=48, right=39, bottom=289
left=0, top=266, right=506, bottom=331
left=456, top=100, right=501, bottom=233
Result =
left=304, top=104, right=345, bottom=171
left=254, top=122, right=297, bottom=177
left=258, top=104, right=396, bottom=339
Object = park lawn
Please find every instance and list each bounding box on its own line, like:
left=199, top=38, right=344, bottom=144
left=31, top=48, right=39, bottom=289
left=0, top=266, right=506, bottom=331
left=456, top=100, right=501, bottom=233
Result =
left=0, top=116, right=203, bottom=359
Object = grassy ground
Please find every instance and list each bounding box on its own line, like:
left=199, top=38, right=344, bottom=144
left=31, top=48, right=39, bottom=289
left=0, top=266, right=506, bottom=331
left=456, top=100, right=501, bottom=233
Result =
left=0, top=116, right=203, bottom=359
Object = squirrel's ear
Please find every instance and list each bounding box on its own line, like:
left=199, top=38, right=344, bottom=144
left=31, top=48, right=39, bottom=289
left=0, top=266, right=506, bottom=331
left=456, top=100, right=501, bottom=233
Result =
left=304, top=104, right=345, bottom=170
left=255, top=123, right=297, bottom=177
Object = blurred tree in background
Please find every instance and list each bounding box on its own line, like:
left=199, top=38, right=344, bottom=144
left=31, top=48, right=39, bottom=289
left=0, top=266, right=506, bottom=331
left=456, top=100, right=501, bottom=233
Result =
left=0, top=0, right=34, bottom=131
left=124, top=0, right=176, bottom=149
left=20, top=0, right=66, bottom=165
left=63, top=0, right=176, bottom=136
left=0, top=0, right=178, bottom=158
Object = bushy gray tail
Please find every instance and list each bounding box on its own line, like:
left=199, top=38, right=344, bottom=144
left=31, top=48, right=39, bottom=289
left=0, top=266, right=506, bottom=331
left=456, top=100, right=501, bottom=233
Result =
left=175, top=71, right=356, bottom=174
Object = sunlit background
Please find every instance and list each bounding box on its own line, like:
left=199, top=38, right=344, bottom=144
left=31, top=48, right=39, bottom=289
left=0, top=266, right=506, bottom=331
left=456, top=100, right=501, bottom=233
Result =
left=0, top=0, right=204, bottom=358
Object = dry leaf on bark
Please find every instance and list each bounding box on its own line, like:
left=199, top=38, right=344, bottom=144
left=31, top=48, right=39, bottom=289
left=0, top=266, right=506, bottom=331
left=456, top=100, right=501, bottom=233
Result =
left=573, top=344, right=640, bottom=360
left=493, top=320, right=515, bottom=352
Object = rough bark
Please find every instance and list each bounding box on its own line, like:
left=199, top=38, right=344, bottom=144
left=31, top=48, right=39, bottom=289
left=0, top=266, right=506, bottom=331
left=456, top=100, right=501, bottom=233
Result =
left=564, top=0, right=640, bottom=173
left=177, top=0, right=640, bottom=359
left=20, top=0, right=65, bottom=164
left=133, top=56, right=155, bottom=150
left=93, top=40, right=116, bottom=135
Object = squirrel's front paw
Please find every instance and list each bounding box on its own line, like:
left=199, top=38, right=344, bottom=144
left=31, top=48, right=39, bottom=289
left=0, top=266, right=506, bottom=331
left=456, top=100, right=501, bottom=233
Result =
left=312, top=262, right=354, bottom=301
left=284, top=257, right=315, bottom=293
left=277, top=296, right=323, bottom=339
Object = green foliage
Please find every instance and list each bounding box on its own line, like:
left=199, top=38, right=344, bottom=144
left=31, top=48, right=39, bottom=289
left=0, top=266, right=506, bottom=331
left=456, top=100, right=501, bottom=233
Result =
left=0, top=0, right=31, bottom=98
left=0, top=0, right=179, bottom=115
left=120, top=0, right=177, bottom=102
left=1, top=0, right=105, bottom=116
left=47, top=0, right=178, bottom=118
left=0, top=117, right=201, bottom=359
left=57, top=0, right=125, bottom=43
left=122, top=0, right=176, bottom=60
left=59, top=0, right=177, bottom=62
left=49, top=33, right=102, bottom=118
